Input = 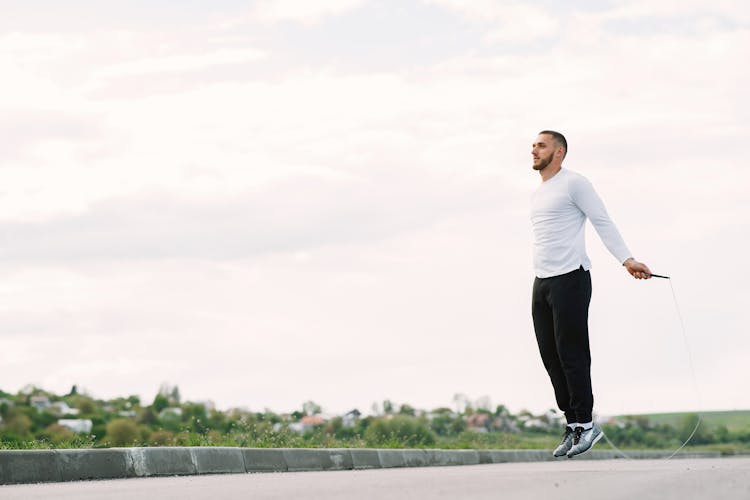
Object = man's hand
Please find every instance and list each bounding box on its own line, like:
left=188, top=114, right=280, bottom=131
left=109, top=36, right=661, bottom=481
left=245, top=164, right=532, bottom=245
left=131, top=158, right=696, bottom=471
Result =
left=623, top=258, right=652, bottom=279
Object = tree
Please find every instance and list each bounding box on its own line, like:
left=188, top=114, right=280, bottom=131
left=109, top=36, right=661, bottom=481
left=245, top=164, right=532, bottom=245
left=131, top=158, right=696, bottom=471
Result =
left=678, top=413, right=711, bottom=445
left=159, top=410, right=183, bottom=433
left=302, top=401, right=321, bottom=416
left=157, top=383, right=180, bottom=406
left=183, top=403, right=208, bottom=433
left=398, top=404, right=416, bottom=417
left=0, top=401, right=10, bottom=419
left=73, top=397, right=96, bottom=415
left=139, top=407, right=157, bottom=426
left=152, top=394, right=169, bottom=413
left=170, top=386, right=181, bottom=405
left=475, top=396, right=492, bottom=412
left=382, top=400, right=394, bottom=415
left=452, top=393, right=469, bottom=415
left=494, top=405, right=510, bottom=417
left=715, top=425, right=730, bottom=444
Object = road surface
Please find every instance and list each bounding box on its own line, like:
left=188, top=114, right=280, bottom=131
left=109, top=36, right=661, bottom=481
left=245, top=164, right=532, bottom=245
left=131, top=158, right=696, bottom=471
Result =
left=2, top=457, right=749, bottom=499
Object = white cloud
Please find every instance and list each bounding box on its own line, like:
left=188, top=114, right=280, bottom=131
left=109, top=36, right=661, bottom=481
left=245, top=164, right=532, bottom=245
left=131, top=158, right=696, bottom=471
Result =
left=424, top=0, right=560, bottom=43
left=93, top=47, right=267, bottom=79
left=251, top=0, right=367, bottom=25
left=0, top=32, right=87, bottom=66
left=606, top=0, right=750, bottom=23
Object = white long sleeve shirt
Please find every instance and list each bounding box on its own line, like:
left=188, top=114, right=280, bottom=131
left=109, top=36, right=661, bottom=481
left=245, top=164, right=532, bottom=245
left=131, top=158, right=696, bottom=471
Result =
left=530, top=168, right=632, bottom=278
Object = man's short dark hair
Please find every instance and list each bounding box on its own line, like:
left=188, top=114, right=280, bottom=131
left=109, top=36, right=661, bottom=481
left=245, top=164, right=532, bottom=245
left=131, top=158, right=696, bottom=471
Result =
left=539, top=130, right=567, bottom=158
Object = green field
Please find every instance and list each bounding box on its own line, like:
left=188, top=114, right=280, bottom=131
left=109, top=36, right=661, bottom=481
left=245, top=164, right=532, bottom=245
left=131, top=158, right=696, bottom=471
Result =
left=620, top=410, right=750, bottom=432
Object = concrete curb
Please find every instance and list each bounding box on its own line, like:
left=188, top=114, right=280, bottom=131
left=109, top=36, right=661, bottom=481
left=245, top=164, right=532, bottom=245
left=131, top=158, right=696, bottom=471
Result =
left=0, top=447, right=723, bottom=485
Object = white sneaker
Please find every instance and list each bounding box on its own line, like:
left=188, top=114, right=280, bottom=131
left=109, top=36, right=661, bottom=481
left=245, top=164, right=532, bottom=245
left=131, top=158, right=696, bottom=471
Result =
left=567, top=424, right=603, bottom=458
left=553, top=426, right=575, bottom=457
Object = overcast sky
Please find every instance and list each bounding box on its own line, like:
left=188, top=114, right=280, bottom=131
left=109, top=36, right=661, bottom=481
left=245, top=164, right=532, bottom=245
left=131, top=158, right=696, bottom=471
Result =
left=1, top=0, right=748, bottom=418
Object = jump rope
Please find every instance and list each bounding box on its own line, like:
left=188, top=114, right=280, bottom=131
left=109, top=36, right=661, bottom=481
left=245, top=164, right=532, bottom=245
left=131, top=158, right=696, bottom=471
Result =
left=599, top=273, right=703, bottom=460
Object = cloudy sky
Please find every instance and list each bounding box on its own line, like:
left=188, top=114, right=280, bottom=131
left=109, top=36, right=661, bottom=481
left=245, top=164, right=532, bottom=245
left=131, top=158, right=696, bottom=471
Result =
left=1, top=0, right=748, bottom=417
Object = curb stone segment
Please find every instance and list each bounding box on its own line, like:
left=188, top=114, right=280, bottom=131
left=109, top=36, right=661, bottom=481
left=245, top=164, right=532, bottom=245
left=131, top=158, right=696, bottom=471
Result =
left=282, top=448, right=326, bottom=472
left=349, top=449, right=381, bottom=469
left=0, top=450, right=60, bottom=484
left=242, top=448, right=287, bottom=472
left=190, top=447, right=245, bottom=474
left=478, top=450, right=493, bottom=464
left=57, top=449, right=131, bottom=481
left=402, top=450, right=429, bottom=467
left=424, top=449, right=480, bottom=466
left=442, top=450, right=480, bottom=466
left=324, top=449, right=353, bottom=471
left=377, top=450, right=406, bottom=468
left=129, top=447, right=196, bottom=477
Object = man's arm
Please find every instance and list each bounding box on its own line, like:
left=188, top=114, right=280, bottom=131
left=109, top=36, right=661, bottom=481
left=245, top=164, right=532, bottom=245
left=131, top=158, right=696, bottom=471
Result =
left=569, top=175, right=652, bottom=280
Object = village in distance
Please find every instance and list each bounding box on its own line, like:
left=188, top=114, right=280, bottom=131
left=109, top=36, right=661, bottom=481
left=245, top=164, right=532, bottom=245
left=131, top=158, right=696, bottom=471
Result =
left=1, top=384, right=748, bottom=454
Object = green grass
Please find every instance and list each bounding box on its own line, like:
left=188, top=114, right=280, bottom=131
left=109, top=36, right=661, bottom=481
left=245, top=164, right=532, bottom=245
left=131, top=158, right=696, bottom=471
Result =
left=435, top=431, right=560, bottom=450
left=0, top=435, right=96, bottom=450
left=5, top=410, right=750, bottom=451
left=626, top=410, right=750, bottom=432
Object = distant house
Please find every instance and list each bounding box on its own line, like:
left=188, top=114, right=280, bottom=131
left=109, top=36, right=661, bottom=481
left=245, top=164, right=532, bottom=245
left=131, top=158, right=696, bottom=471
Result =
left=0, top=398, right=14, bottom=408
left=342, top=409, right=361, bottom=428
left=289, top=415, right=326, bottom=434
left=58, top=419, right=93, bottom=434
left=598, top=415, right=625, bottom=428
left=159, top=407, right=183, bottom=419
left=522, top=418, right=548, bottom=430
left=118, top=410, right=137, bottom=418
left=30, top=395, right=50, bottom=411
left=48, top=401, right=80, bottom=416
left=287, top=422, right=305, bottom=433
left=543, top=409, right=564, bottom=426
left=301, top=415, right=325, bottom=425
left=493, top=415, right=519, bottom=433
left=466, top=413, right=492, bottom=433
left=516, top=408, right=562, bottom=431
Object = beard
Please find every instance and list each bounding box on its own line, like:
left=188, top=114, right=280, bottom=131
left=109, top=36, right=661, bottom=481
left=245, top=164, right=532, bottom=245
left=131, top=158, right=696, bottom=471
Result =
left=532, top=153, right=554, bottom=171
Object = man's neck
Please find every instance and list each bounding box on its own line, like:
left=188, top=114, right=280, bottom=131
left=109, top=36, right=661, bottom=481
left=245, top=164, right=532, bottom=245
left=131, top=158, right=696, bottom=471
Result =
left=539, top=164, right=562, bottom=182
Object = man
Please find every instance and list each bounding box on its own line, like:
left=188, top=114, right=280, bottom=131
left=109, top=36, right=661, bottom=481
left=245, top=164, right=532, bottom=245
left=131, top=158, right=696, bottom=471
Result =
left=530, top=130, right=652, bottom=458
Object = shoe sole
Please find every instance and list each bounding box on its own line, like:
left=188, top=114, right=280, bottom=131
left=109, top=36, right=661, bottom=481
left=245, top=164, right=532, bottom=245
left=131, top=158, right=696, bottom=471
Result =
left=567, top=430, right=603, bottom=458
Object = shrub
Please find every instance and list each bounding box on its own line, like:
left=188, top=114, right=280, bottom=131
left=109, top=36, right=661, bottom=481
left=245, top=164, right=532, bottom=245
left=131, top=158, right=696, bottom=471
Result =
left=4, top=413, right=33, bottom=436
left=105, top=419, right=139, bottom=446
left=429, top=413, right=466, bottom=436
left=364, top=416, right=436, bottom=447
left=39, top=424, right=75, bottom=444
left=149, top=430, right=175, bottom=446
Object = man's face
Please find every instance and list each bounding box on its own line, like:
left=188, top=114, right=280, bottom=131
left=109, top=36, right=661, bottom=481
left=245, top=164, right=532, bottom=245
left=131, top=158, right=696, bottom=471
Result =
left=531, top=134, right=558, bottom=171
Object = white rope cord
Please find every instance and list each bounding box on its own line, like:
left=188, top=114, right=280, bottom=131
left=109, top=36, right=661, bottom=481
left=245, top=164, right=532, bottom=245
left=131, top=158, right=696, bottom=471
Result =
left=600, top=276, right=703, bottom=460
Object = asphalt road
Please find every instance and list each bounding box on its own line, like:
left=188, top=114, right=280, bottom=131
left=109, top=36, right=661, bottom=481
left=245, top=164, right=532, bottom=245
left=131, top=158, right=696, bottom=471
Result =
left=2, top=457, right=749, bottom=500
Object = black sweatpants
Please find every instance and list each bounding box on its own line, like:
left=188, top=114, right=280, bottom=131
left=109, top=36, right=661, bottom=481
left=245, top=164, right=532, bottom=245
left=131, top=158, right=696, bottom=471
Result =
left=531, top=266, right=593, bottom=424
